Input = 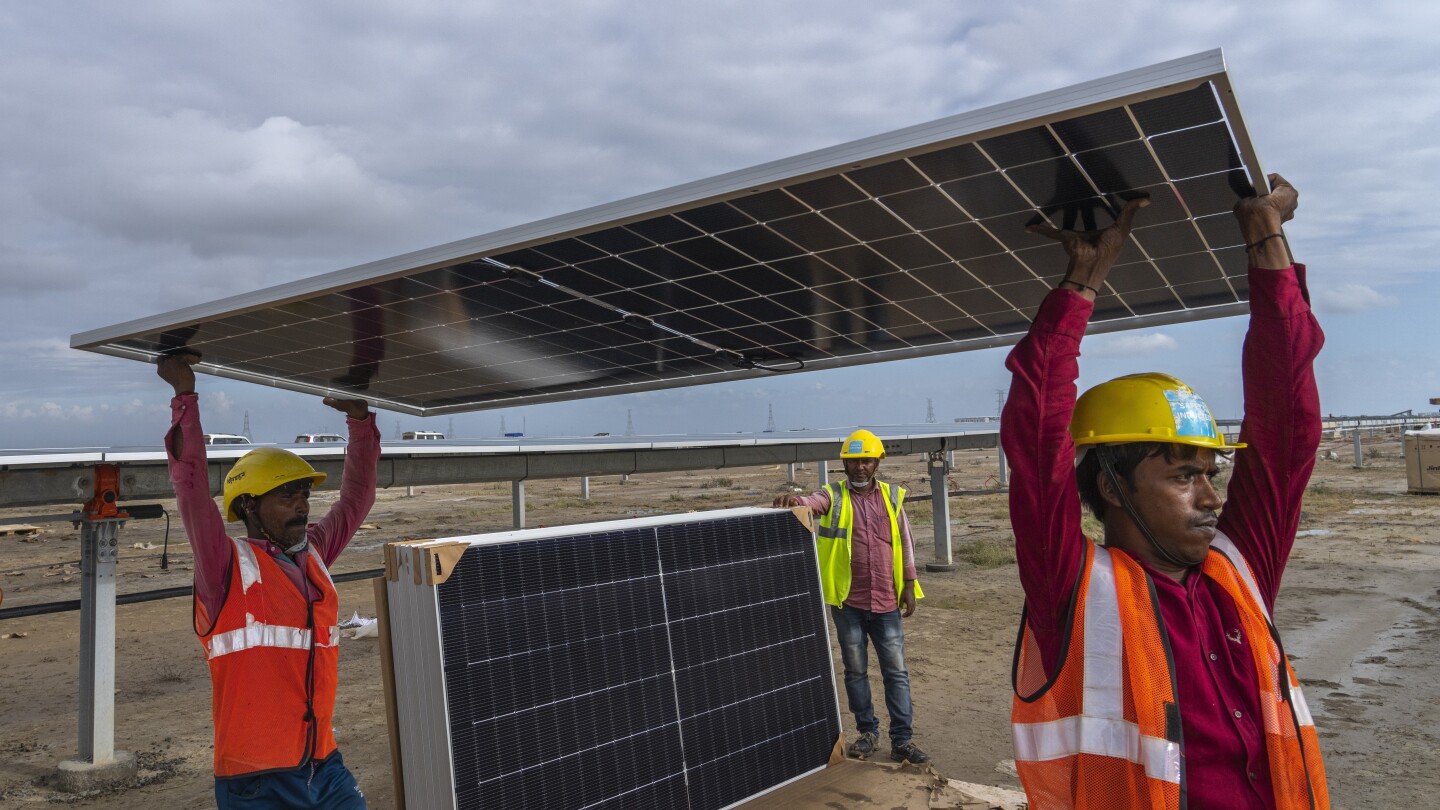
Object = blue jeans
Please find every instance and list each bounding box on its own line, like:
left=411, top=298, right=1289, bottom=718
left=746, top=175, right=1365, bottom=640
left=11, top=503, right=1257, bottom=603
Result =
left=830, top=605, right=913, bottom=744
left=215, top=751, right=366, bottom=809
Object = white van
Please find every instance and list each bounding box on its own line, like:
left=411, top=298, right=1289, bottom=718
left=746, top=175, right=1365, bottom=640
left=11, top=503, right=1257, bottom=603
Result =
left=402, top=431, right=445, bottom=441
left=295, top=433, right=346, bottom=443
left=203, top=433, right=251, bottom=446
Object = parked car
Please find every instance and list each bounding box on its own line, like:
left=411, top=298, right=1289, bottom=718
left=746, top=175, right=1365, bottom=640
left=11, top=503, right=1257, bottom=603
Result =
left=401, top=431, right=445, bottom=441
left=294, top=433, right=346, bottom=443
left=203, top=433, right=251, bottom=446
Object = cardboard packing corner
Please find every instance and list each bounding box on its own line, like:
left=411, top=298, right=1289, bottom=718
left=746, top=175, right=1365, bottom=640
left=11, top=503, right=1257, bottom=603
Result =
left=1404, top=429, right=1440, bottom=494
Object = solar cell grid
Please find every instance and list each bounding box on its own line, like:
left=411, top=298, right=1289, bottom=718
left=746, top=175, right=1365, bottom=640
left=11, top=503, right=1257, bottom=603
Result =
left=389, top=510, right=840, bottom=809
left=75, top=50, right=1267, bottom=415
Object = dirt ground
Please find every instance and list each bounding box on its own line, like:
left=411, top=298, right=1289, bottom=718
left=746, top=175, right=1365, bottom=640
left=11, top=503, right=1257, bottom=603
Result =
left=1, top=435, right=1437, bottom=808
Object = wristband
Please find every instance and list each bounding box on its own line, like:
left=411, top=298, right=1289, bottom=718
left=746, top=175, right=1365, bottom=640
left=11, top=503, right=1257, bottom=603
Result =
left=1060, top=278, right=1099, bottom=295
left=1245, top=233, right=1285, bottom=252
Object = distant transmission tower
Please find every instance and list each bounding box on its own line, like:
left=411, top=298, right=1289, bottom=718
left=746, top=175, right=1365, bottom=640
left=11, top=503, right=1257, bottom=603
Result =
left=625, top=409, right=636, bottom=436
left=766, top=404, right=777, bottom=432
left=500, top=415, right=507, bottom=436
left=448, top=417, right=454, bottom=439
left=242, top=411, right=252, bottom=439
left=996, top=389, right=1007, bottom=417
left=393, top=419, right=401, bottom=439
left=925, top=398, right=936, bottom=424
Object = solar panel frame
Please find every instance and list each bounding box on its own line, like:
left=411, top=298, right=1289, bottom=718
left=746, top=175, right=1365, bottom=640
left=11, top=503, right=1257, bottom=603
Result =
left=73, top=49, right=1267, bottom=416
left=384, top=507, right=843, bottom=810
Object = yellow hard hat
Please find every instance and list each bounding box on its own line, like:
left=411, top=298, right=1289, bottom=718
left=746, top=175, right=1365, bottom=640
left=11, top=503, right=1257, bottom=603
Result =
left=221, top=447, right=327, bottom=522
left=840, top=429, right=886, bottom=459
left=1071, top=372, right=1245, bottom=450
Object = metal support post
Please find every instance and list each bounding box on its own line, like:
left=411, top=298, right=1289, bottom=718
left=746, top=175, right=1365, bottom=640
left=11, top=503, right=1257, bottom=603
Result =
left=925, top=451, right=958, bottom=572
left=786, top=463, right=796, bottom=484
left=57, top=465, right=137, bottom=790
left=818, top=459, right=829, bottom=488
left=1353, top=427, right=1363, bottom=468
left=580, top=476, right=590, bottom=500
left=78, top=517, right=120, bottom=761
left=512, top=480, right=526, bottom=529
left=997, top=444, right=1009, bottom=487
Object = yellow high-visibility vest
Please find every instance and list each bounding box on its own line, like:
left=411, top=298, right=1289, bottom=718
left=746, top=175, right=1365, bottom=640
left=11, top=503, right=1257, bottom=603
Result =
left=814, top=480, right=922, bottom=608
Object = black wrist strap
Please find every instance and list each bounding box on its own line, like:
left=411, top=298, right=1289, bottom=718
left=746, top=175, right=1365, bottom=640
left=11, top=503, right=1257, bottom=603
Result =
left=1060, top=278, right=1099, bottom=295
left=1246, top=232, right=1285, bottom=252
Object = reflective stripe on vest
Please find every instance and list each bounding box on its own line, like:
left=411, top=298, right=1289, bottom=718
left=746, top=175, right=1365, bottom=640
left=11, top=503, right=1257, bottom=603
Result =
left=204, top=538, right=338, bottom=660
left=1209, top=533, right=1318, bottom=728
left=1206, top=532, right=1328, bottom=808
left=1013, top=548, right=1181, bottom=785
left=206, top=620, right=339, bottom=660
left=198, top=535, right=341, bottom=777
left=814, top=480, right=921, bottom=607
left=1012, top=536, right=1329, bottom=809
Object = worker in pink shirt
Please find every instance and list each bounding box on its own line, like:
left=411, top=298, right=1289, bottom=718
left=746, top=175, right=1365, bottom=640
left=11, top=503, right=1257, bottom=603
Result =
left=1002, top=176, right=1329, bottom=809
left=774, top=429, right=927, bottom=764
left=158, top=353, right=381, bottom=809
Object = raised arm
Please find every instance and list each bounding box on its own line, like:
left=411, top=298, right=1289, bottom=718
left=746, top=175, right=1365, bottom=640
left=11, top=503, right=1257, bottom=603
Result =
left=1002, top=199, right=1147, bottom=662
left=157, top=353, right=232, bottom=621
left=308, top=398, right=380, bottom=567
left=1215, top=175, right=1324, bottom=607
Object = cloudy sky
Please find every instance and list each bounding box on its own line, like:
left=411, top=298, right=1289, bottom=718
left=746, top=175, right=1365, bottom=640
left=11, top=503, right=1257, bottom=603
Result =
left=2, top=1, right=1436, bottom=447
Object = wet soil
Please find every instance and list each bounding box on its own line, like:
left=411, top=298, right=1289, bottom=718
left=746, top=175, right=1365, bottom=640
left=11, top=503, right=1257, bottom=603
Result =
left=1, top=436, right=1435, bottom=807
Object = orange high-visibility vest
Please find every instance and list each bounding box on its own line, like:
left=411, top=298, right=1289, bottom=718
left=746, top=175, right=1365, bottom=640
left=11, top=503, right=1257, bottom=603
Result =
left=1011, top=533, right=1328, bottom=809
left=195, top=536, right=340, bottom=777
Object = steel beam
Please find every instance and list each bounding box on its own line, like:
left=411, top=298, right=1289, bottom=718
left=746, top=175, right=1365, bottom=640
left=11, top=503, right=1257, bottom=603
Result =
left=0, top=431, right=1000, bottom=509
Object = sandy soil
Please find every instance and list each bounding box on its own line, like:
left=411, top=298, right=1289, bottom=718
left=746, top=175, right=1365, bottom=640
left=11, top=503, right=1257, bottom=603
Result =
left=1, top=435, right=1437, bottom=808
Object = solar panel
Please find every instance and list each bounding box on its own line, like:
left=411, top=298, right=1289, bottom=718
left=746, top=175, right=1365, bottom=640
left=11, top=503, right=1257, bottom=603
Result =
left=72, top=49, right=1266, bottom=415
left=383, top=507, right=841, bottom=809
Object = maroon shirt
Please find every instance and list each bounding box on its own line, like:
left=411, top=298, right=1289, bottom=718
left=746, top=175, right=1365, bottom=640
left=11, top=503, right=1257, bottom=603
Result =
left=794, top=482, right=918, bottom=613
left=166, top=393, right=381, bottom=619
left=1001, top=265, right=1323, bottom=809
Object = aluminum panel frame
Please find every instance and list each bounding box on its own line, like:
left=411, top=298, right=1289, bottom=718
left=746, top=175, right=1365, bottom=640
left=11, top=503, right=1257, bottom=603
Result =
left=73, top=50, right=1265, bottom=416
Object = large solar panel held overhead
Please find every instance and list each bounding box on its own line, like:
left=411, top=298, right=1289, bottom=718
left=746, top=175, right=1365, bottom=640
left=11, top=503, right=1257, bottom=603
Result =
left=73, top=49, right=1267, bottom=415
left=381, top=508, right=841, bottom=809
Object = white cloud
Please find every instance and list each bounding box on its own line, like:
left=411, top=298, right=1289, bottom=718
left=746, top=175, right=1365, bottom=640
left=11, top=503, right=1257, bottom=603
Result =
left=1313, top=283, right=1397, bottom=314
left=0, top=0, right=1437, bottom=447
left=1087, top=333, right=1179, bottom=357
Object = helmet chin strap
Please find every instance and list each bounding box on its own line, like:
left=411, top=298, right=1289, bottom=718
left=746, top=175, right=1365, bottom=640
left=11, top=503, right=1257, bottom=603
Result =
left=1096, top=445, right=1193, bottom=569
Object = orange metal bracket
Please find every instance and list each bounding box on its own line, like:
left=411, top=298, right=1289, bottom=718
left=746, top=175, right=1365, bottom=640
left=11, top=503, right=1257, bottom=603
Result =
left=82, top=464, right=128, bottom=520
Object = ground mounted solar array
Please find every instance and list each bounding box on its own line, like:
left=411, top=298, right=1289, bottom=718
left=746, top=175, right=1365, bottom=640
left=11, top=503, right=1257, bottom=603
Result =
left=384, top=508, right=841, bottom=810
left=73, top=50, right=1266, bottom=415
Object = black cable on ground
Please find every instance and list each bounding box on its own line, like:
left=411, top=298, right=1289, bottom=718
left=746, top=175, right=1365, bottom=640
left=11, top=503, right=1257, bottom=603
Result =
left=0, top=567, right=386, bottom=621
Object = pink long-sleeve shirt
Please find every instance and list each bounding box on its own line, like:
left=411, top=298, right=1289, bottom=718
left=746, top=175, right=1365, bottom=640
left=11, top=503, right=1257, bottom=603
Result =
left=793, top=482, right=918, bottom=613
left=1001, top=265, right=1323, bottom=810
left=166, top=393, right=381, bottom=620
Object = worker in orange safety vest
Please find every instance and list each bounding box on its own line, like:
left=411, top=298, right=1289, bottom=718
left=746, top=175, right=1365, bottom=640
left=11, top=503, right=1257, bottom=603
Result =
left=1001, top=176, right=1328, bottom=809
left=159, top=353, right=379, bottom=808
